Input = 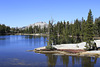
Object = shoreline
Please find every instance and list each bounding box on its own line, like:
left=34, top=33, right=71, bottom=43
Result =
left=32, top=46, right=100, bottom=58
left=15, top=33, right=48, bottom=36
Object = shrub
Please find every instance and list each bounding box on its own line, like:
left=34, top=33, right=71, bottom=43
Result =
left=46, top=45, right=57, bottom=50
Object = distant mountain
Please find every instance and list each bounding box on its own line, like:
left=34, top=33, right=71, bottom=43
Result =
left=22, top=22, right=48, bottom=29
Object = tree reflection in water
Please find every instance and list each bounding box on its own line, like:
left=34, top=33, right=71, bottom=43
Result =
left=24, top=35, right=47, bottom=46
left=45, top=54, right=58, bottom=67
left=81, top=57, right=97, bottom=67
left=45, top=54, right=97, bottom=67
left=60, top=55, right=69, bottom=67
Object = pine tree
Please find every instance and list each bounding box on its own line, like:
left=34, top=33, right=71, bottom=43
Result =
left=56, top=21, right=60, bottom=44
left=53, top=24, right=58, bottom=44
left=94, top=17, right=100, bottom=36
left=61, top=26, right=69, bottom=44
left=38, top=25, right=41, bottom=33
left=81, top=17, right=86, bottom=41
left=69, top=23, right=73, bottom=35
left=84, top=9, right=94, bottom=49
left=47, top=20, right=53, bottom=46
left=66, top=21, right=70, bottom=35
left=29, top=26, right=33, bottom=34
left=74, top=19, right=81, bottom=43
left=43, top=26, right=46, bottom=33
left=5, top=26, right=10, bottom=33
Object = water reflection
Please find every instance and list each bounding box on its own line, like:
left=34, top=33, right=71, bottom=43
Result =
left=60, top=55, right=69, bottom=67
left=45, top=54, right=98, bottom=67
left=24, top=35, right=42, bottom=39
left=81, top=57, right=97, bottom=67
left=45, top=54, right=58, bottom=67
left=24, top=35, right=47, bottom=46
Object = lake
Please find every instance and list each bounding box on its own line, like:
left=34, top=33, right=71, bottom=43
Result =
left=0, top=35, right=100, bottom=67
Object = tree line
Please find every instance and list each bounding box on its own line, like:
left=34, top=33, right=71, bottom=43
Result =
left=0, top=24, right=10, bottom=35
left=0, top=24, right=48, bottom=35
left=21, top=26, right=48, bottom=34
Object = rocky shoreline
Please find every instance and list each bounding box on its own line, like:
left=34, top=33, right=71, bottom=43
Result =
left=32, top=47, right=100, bottom=58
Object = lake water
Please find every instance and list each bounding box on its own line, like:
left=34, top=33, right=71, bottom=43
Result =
left=0, top=35, right=100, bottom=67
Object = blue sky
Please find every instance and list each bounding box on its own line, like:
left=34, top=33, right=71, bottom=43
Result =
left=0, top=0, right=100, bottom=27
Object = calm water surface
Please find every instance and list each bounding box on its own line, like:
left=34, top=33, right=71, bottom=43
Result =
left=0, top=35, right=100, bottom=67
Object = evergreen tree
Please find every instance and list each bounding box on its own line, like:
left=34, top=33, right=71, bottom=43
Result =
left=73, top=19, right=81, bottom=43
left=43, top=26, right=46, bottom=33
left=5, top=26, right=10, bottom=33
left=69, top=23, right=73, bottom=35
left=37, top=26, right=40, bottom=33
left=84, top=9, right=94, bottom=49
left=0, top=24, right=6, bottom=34
left=66, top=21, right=70, bottom=35
left=59, top=21, right=64, bottom=35
left=0, top=24, right=11, bottom=35
left=61, top=26, right=69, bottom=44
left=29, top=26, right=33, bottom=34
left=94, top=17, right=100, bottom=36
left=25, top=28, right=29, bottom=33
left=33, top=26, right=37, bottom=33
left=56, top=21, right=60, bottom=44
left=53, top=24, right=58, bottom=44
left=47, top=20, right=53, bottom=45
left=81, top=17, right=86, bottom=41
